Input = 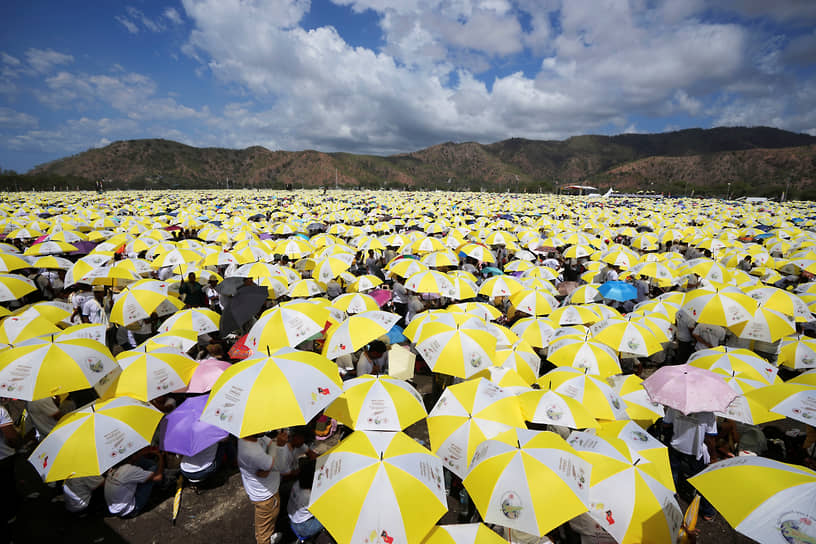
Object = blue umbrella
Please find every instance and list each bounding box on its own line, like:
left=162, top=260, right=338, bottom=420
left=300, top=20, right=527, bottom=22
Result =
left=598, top=280, right=638, bottom=302
left=162, top=395, right=228, bottom=457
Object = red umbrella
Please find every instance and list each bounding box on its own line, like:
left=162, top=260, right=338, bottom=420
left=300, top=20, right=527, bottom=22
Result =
left=228, top=334, right=252, bottom=360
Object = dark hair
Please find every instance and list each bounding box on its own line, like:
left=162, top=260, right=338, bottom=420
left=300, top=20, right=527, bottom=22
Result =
left=298, top=458, right=316, bottom=489
left=366, top=340, right=386, bottom=354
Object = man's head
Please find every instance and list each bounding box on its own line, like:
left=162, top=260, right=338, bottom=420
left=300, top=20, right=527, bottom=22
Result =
left=289, top=426, right=309, bottom=448
left=187, top=272, right=197, bottom=283
left=365, top=340, right=386, bottom=358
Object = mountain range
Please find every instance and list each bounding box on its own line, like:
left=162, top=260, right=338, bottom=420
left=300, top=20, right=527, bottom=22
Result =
left=16, top=126, right=816, bottom=198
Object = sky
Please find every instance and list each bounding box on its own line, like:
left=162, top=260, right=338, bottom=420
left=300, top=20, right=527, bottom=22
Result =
left=1, top=0, right=816, bottom=173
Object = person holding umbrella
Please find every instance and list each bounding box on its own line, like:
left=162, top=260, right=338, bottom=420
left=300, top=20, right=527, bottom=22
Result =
left=238, top=432, right=287, bottom=544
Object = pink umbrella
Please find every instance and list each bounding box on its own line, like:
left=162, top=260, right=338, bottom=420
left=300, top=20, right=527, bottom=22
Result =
left=369, top=288, right=392, bottom=307
left=179, top=358, right=231, bottom=393
left=642, top=364, right=737, bottom=415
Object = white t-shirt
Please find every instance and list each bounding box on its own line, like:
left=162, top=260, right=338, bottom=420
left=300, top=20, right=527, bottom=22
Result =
left=664, top=407, right=717, bottom=463
left=26, top=398, right=60, bottom=437
left=180, top=442, right=218, bottom=474
left=82, top=297, right=106, bottom=325
left=105, top=464, right=153, bottom=516
left=238, top=437, right=281, bottom=502
left=64, top=475, right=105, bottom=513
left=287, top=482, right=313, bottom=524
left=674, top=309, right=695, bottom=342
left=0, top=406, right=15, bottom=460
left=692, top=323, right=726, bottom=351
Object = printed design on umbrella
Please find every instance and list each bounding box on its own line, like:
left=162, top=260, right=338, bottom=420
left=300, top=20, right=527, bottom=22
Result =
left=87, top=357, right=104, bottom=373
left=501, top=491, right=523, bottom=519
left=546, top=404, right=564, bottom=421
left=441, top=442, right=464, bottom=470
left=777, top=512, right=816, bottom=543
left=311, top=386, right=333, bottom=404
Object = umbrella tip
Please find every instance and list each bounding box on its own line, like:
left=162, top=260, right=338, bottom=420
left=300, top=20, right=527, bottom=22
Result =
left=633, top=458, right=641, bottom=466
left=266, top=346, right=271, bottom=356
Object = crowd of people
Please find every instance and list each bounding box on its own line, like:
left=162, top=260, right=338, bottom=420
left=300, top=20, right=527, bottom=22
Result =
left=2, top=189, right=816, bottom=544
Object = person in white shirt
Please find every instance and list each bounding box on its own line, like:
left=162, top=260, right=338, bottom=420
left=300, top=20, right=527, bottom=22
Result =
left=1, top=404, right=21, bottom=525
left=179, top=441, right=220, bottom=486
left=64, top=475, right=105, bottom=514
left=287, top=459, right=325, bottom=540
left=81, top=286, right=108, bottom=325
left=663, top=407, right=717, bottom=520
left=355, top=340, right=388, bottom=376
left=238, top=433, right=286, bottom=544
left=604, top=265, right=619, bottom=283
left=692, top=323, right=726, bottom=352
left=104, top=447, right=164, bottom=517
left=25, top=397, right=62, bottom=440
left=674, top=309, right=696, bottom=363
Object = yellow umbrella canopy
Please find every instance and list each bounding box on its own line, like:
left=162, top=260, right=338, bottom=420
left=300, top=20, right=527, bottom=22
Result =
left=689, top=456, right=816, bottom=544
left=201, top=348, right=342, bottom=437
left=325, top=374, right=426, bottom=431
left=463, top=428, right=591, bottom=537
left=421, top=523, right=506, bottom=544
left=0, top=337, right=116, bottom=400
left=28, top=396, right=163, bottom=482
left=427, top=378, right=525, bottom=478
left=308, top=430, right=448, bottom=544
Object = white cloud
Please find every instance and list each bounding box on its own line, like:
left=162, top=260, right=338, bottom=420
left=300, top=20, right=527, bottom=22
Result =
left=1, top=53, right=21, bottom=66
left=126, top=6, right=165, bottom=32
left=164, top=7, right=184, bottom=25
left=0, top=107, right=37, bottom=129
left=115, top=15, right=140, bottom=34
left=25, top=48, right=74, bottom=74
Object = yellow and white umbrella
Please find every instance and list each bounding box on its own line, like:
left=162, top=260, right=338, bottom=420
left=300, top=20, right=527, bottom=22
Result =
left=289, top=278, right=326, bottom=297
left=322, top=311, right=400, bottom=359
left=24, top=241, right=78, bottom=256
left=415, top=323, right=497, bottom=378
left=309, top=430, right=447, bottom=544
left=680, top=287, right=755, bottom=327
left=547, top=336, right=621, bottom=377
left=245, top=302, right=329, bottom=353
left=567, top=429, right=681, bottom=544
left=158, top=307, right=221, bottom=334
left=689, top=456, right=816, bottom=544
left=745, top=382, right=816, bottom=425
left=0, top=337, right=116, bottom=400
left=747, top=286, right=813, bottom=322
left=332, top=292, right=381, bottom=314
left=589, top=317, right=663, bottom=357
left=538, top=368, right=629, bottom=422
left=427, top=378, right=525, bottom=478
left=519, top=389, right=599, bottom=429
left=778, top=334, right=816, bottom=369
left=510, top=317, right=557, bottom=348
left=110, top=288, right=184, bottom=326
left=464, top=428, right=591, bottom=537
left=28, top=396, right=163, bottom=482
left=201, top=348, right=342, bottom=436
left=405, top=270, right=456, bottom=296
left=549, top=305, right=602, bottom=326
left=0, top=313, right=60, bottom=345
left=727, top=307, right=796, bottom=343
left=509, top=289, right=558, bottom=317
left=110, top=347, right=198, bottom=401
left=479, top=275, right=524, bottom=298
left=494, top=339, right=540, bottom=384
left=325, top=374, right=426, bottom=431
left=0, top=273, right=37, bottom=301
left=607, top=375, right=664, bottom=426
left=421, top=523, right=506, bottom=544
left=687, top=346, right=778, bottom=384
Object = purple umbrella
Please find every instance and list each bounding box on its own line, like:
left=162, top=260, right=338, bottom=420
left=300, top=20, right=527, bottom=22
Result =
left=162, top=395, right=228, bottom=456
left=68, top=241, right=98, bottom=255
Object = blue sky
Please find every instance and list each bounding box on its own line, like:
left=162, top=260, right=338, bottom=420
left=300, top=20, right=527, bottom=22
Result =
left=1, top=0, right=815, bottom=173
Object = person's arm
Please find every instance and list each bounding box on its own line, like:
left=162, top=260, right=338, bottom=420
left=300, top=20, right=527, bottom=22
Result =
left=149, top=451, right=165, bottom=482
left=0, top=422, right=20, bottom=449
